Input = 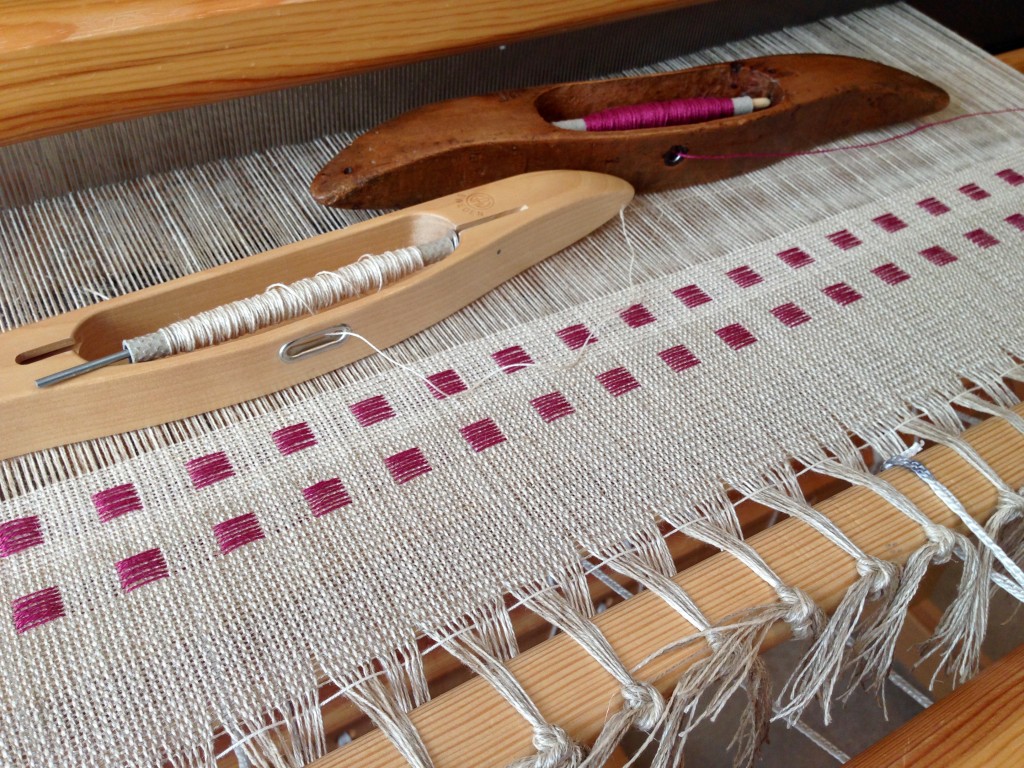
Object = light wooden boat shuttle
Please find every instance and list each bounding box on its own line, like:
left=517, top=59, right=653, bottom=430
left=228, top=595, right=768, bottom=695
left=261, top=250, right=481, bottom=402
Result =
left=0, top=171, right=633, bottom=460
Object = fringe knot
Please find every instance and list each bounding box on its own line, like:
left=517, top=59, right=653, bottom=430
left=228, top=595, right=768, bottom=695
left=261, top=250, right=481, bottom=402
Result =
left=924, top=524, right=957, bottom=562
left=531, top=724, right=585, bottom=768
left=778, top=586, right=819, bottom=639
left=856, top=556, right=896, bottom=595
left=621, top=682, right=666, bottom=731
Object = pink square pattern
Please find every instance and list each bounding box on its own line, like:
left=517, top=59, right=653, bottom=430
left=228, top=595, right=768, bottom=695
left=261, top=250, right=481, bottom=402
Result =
left=597, top=367, right=640, bottom=397
left=272, top=422, right=317, bottom=456
left=303, top=478, right=352, bottom=516
left=425, top=369, right=467, bottom=399
left=0, top=516, right=43, bottom=557
left=460, top=419, right=507, bottom=452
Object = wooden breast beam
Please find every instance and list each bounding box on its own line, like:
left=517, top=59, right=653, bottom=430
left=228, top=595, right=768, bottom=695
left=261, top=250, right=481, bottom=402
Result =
left=310, top=401, right=1024, bottom=767
left=845, top=642, right=1024, bottom=767
left=0, top=0, right=710, bottom=147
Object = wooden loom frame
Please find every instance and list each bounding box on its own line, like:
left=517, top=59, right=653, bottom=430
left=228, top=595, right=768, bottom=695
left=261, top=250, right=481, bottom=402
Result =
left=3, top=2, right=1024, bottom=766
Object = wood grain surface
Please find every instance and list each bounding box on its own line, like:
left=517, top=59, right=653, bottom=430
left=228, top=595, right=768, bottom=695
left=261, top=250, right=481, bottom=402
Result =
left=846, top=643, right=1024, bottom=767
left=0, top=0, right=710, bottom=146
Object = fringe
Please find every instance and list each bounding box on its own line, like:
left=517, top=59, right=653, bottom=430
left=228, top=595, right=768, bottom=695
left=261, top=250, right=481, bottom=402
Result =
left=228, top=690, right=327, bottom=768
left=342, top=673, right=434, bottom=768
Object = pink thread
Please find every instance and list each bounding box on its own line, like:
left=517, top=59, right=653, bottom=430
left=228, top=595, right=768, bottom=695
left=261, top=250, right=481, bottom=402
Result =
left=426, top=369, right=467, bottom=399
left=186, top=452, right=235, bottom=489
left=303, top=478, right=352, bottom=516
left=996, top=168, right=1024, bottom=186
left=1006, top=213, right=1024, bottom=232
left=0, top=517, right=43, bottom=557
left=597, top=367, right=640, bottom=397
left=460, top=419, right=506, bottom=453
left=117, top=549, right=169, bottom=592
left=619, top=303, right=656, bottom=328
left=965, top=228, right=1000, bottom=249
left=827, top=229, right=862, bottom=251
left=872, top=213, right=908, bottom=233
left=716, top=323, right=757, bottom=350
left=385, top=448, right=432, bottom=484
left=959, top=183, right=990, bottom=201
left=272, top=422, right=317, bottom=456
left=350, top=395, right=394, bottom=427
left=659, top=344, right=700, bottom=372
left=531, top=392, right=575, bottom=423
left=918, top=197, right=950, bottom=216
left=581, top=97, right=736, bottom=131
left=93, top=483, right=143, bottom=522
left=872, top=263, right=911, bottom=285
left=492, top=345, right=534, bottom=374
left=822, top=282, right=862, bottom=306
left=671, top=108, right=1024, bottom=161
left=213, top=512, right=264, bottom=554
left=557, top=323, right=597, bottom=351
left=771, top=303, right=811, bottom=328
left=920, top=246, right=958, bottom=266
left=726, top=265, right=763, bottom=288
left=777, top=247, right=814, bottom=269
left=12, top=586, right=64, bottom=634
left=673, top=284, right=712, bottom=308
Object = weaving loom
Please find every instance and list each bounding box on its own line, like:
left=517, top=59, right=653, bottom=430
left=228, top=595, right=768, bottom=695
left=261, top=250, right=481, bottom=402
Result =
left=2, top=1, right=1024, bottom=766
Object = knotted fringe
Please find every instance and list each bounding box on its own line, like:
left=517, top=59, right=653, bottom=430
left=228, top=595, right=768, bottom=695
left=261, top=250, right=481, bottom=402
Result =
left=434, top=630, right=584, bottom=768
left=611, top=551, right=773, bottom=768
left=516, top=587, right=664, bottom=768
left=753, top=485, right=899, bottom=725
left=817, top=458, right=988, bottom=699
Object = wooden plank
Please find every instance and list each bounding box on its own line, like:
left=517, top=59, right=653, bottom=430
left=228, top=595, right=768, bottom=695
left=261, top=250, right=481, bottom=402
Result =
left=846, top=643, right=1024, bottom=767
left=309, top=401, right=1024, bottom=767
left=0, top=0, right=711, bottom=146
left=997, top=47, right=1024, bottom=73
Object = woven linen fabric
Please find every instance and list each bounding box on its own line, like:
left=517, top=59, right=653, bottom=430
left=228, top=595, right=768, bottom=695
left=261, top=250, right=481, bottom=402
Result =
left=1, top=4, right=1024, bottom=766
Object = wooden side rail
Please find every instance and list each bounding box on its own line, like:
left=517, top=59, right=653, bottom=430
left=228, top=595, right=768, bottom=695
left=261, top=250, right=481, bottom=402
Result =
left=0, top=0, right=708, bottom=147
left=846, top=642, right=1024, bottom=767
left=311, top=401, right=1024, bottom=767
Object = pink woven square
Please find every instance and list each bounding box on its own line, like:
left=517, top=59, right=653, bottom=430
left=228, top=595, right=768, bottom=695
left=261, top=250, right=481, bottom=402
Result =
left=117, top=549, right=169, bottom=592
left=350, top=395, right=394, bottom=427
left=673, top=284, right=712, bottom=308
left=725, top=265, right=763, bottom=288
left=619, top=303, right=656, bottom=328
left=777, top=247, right=814, bottom=269
left=0, top=516, right=43, bottom=557
left=871, top=263, right=911, bottom=285
left=1006, top=213, right=1024, bottom=232
left=872, top=213, right=908, bottom=233
left=385, top=448, right=432, bottom=484
left=272, top=422, right=317, bottom=456
left=959, top=183, right=990, bottom=201
left=12, top=586, right=64, bottom=634
left=531, top=392, right=575, bottom=423
left=822, top=282, right=862, bottom=306
left=186, top=452, right=235, bottom=490
left=556, top=324, right=597, bottom=351
left=213, top=513, right=265, bottom=554
left=425, top=369, right=467, bottom=399
left=965, top=228, right=999, bottom=249
left=303, top=478, right=352, bottom=516
left=460, top=419, right=507, bottom=452
left=996, top=168, right=1024, bottom=186
left=659, top=344, right=700, bottom=372
left=771, top=303, right=811, bottom=328
left=492, top=345, right=533, bottom=374
left=716, top=324, right=757, bottom=350
left=826, top=229, right=861, bottom=250
left=597, top=367, right=640, bottom=397
left=93, top=483, right=143, bottom=522
left=917, top=197, right=950, bottom=216
left=920, top=246, right=957, bottom=266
